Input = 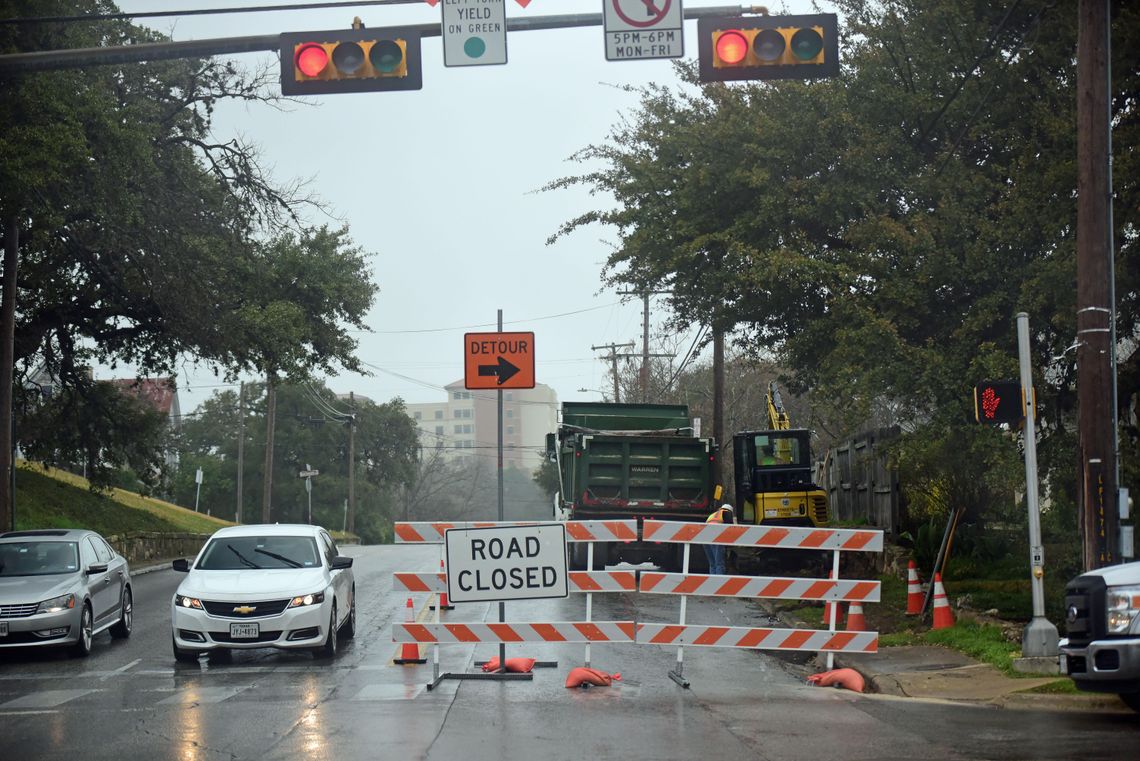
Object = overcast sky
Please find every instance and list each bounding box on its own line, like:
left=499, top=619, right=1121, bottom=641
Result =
left=106, top=0, right=821, bottom=412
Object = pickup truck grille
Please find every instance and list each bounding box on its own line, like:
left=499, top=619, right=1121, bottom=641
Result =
left=1064, top=575, right=1107, bottom=645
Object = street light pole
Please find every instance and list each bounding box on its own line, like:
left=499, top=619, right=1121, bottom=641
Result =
left=305, top=462, right=313, bottom=525
left=1017, top=313, right=1059, bottom=660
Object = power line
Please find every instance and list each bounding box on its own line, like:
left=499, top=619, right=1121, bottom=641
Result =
left=0, top=1, right=421, bottom=26
left=361, top=302, right=624, bottom=335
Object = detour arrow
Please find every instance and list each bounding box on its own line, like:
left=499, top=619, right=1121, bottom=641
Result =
left=478, top=356, right=520, bottom=385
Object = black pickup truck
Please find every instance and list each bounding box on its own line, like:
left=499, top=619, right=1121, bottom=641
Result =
left=1059, top=560, right=1140, bottom=712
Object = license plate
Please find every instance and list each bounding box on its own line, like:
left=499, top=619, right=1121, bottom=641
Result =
left=0, top=621, right=7, bottom=636
left=230, top=622, right=259, bottom=639
left=764, top=509, right=778, bottom=518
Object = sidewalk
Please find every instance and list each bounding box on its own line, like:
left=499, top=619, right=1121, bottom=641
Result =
left=832, top=645, right=1132, bottom=713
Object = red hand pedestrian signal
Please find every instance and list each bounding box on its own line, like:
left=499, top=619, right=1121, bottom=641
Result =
left=973, top=381, right=1025, bottom=425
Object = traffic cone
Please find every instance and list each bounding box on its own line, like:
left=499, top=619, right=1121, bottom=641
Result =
left=430, top=559, right=454, bottom=611
left=905, top=560, right=923, bottom=615
left=931, top=573, right=955, bottom=630
left=394, top=597, right=427, bottom=664
left=846, top=602, right=867, bottom=632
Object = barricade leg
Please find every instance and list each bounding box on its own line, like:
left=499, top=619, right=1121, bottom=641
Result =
left=669, top=543, right=691, bottom=688
left=826, top=550, right=840, bottom=671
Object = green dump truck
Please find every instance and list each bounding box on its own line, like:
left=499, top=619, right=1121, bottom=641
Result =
left=546, top=402, right=719, bottom=570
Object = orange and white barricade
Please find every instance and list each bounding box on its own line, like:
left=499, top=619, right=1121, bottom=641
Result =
left=393, top=519, right=884, bottom=689
left=393, top=520, right=637, bottom=687
left=638, top=520, right=883, bottom=684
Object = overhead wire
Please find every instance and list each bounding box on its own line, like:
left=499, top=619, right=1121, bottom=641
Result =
left=0, top=1, right=422, bottom=26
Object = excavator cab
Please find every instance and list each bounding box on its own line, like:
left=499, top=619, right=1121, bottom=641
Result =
left=731, top=381, right=830, bottom=527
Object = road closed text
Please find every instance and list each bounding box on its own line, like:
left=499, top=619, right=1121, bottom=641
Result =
left=444, top=524, right=568, bottom=603
left=457, top=566, right=558, bottom=593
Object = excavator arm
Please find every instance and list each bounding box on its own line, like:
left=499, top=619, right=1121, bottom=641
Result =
left=767, top=382, right=790, bottom=431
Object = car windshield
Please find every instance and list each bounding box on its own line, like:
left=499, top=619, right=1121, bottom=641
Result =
left=196, top=536, right=320, bottom=570
left=0, top=541, right=79, bottom=577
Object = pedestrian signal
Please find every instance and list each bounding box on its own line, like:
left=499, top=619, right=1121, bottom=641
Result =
left=279, top=27, right=422, bottom=95
left=973, top=380, right=1026, bottom=425
left=697, top=13, right=839, bottom=82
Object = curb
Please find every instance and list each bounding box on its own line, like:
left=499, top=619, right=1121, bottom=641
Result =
left=130, top=560, right=177, bottom=577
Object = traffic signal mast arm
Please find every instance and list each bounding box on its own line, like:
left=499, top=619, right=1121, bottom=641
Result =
left=0, top=6, right=749, bottom=75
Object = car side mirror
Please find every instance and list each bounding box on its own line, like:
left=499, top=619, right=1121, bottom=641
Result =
left=330, top=556, right=353, bottom=570
left=86, top=563, right=109, bottom=575
left=172, top=558, right=190, bottom=573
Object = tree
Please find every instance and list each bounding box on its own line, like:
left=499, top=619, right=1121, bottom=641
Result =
left=17, top=379, right=171, bottom=489
left=169, top=382, right=419, bottom=543
left=547, top=0, right=1139, bottom=538
left=0, top=2, right=379, bottom=509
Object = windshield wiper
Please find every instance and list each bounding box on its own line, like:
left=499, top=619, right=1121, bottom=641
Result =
left=253, top=548, right=303, bottom=568
left=227, top=544, right=261, bottom=569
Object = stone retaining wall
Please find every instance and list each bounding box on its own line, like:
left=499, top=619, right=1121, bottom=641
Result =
left=105, top=531, right=212, bottom=565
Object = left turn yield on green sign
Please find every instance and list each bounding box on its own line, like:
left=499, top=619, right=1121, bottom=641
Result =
left=441, top=0, right=508, bottom=67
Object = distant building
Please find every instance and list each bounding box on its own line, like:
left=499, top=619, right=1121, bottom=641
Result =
left=405, top=381, right=558, bottom=472
left=109, top=377, right=182, bottom=471
left=109, top=377, right=182, bottom=429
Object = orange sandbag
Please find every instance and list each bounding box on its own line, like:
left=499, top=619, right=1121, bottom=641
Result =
left=806, top=668, right=865, bottom=693
left=481, top=656, right=536, bottom=673
left=565, top=667, right=622, bottom=688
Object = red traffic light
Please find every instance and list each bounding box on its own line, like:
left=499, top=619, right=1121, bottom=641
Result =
left=280, top=28, right=422, bottom=95
left=295, top=43, right=329, bottom=77
left=698, top=13, right=839, bottom=82
left=715, top=31, right=749, bottom=65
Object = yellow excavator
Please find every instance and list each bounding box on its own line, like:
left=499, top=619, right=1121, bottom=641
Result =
left=731, top=382, right=830, bottom=527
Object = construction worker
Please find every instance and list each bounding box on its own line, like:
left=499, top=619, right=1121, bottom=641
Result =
left=760, top=445, right=777, bottom=466
left=704, top=503, right=735, bottom=575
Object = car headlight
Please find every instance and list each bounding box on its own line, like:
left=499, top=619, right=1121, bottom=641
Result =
left=288, top=592, right=325, bottom=608
left=36, top=593, right=76, bottom=614
left=175, top=594, right=204, bottom=609
left=1106, top=585, right=1140, bottom=634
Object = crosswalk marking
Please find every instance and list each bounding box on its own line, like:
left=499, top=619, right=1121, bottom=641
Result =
left=351, top=684, right=425, bottom=700
left=156, top=686, right=250, bottom=705
left=1, top=689, right=100, bottom=709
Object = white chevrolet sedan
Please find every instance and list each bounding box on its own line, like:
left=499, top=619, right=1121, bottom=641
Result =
left=171, top=524, right=355, bottom=662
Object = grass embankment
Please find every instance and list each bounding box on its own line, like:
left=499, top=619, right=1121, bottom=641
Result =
left=13, top=462, right=231, bottom=536
left=775, top=567, right=1075, bottom=690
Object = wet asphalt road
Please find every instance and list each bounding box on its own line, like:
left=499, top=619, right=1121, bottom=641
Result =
left=1, top=544, right=1139, bottom=761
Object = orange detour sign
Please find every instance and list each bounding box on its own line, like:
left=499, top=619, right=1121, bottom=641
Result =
left=464, top=332, right=535, bottom=390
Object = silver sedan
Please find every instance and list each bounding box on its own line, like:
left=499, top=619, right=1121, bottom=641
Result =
left=0, top=529, right=133, bottom=656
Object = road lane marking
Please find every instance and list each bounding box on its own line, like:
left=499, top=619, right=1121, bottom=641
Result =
left=0, top=689, right=101, bottom=709
left=156, top=686, right=250, bottom=705
left=351, top=684, right=425, bottom=700
left=100, top=658, right=141, bottom=681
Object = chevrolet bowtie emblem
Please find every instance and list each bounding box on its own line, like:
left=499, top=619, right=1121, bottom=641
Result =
left=233, top=605, right=257, bottom=614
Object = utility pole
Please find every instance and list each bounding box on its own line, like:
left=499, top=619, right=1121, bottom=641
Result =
left=1076, top=0, right=1117, bottom=569
left=712, top=326, right=725, bottom=490
left=235, top=381, right=244, bottom=524
left=0, top=218, right=17, bottom=532
left=591, top=342, right=635, bottom=403
left=261, top=378, right=276, bottom=523
left=617, top=290, right=673, bottom=402
left=347, top=391, right=356, bottom=535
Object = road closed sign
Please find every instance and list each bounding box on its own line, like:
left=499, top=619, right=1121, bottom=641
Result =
left=464, top=331, right=535, bottom=390
left=445, top=524, right=568, bottom=603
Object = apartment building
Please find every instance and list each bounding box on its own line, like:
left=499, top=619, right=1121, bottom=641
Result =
left=405, top=380, right=558, bottom=472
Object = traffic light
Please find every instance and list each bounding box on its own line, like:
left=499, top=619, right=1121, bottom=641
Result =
left=697, top=13, right=839, bottom=82
left=279, top=27, right=422, bottom=95
left=973, top=380, right=1026, bottom=425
